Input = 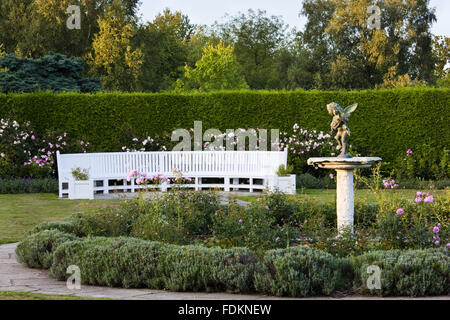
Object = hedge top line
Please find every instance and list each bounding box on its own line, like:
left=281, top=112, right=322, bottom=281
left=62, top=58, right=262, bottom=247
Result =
left=0, top=87, right=449, bottom=97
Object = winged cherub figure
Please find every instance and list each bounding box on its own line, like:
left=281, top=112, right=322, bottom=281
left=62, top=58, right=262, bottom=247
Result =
left=327, top=102, right=358, bottom=158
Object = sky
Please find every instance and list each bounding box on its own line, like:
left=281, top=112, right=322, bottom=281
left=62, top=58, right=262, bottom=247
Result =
left=138, top=0, right=449, bottom=36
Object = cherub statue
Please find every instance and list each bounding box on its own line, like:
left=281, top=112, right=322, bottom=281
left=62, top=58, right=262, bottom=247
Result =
left=327, top=102, right=358, bottom=158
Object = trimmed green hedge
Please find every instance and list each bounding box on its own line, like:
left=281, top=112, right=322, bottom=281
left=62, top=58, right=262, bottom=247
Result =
left=15, top=230, right=77, bottom=269
left=16, top=228, right=450, bottom=297
left=1, top=88, right=448, bottom=162
left=26, top=221, right=77, bottom=236
left=254, top=246, right=351, bottom=297
left=50, top=237, right=257, bottom=292
left=352, top=249, right=449, bottom=297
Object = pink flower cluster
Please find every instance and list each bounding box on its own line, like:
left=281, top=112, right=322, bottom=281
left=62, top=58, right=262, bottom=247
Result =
left=151, top=173, right=170, bottom=185
left=403, top=149, right=414, bottom=161
left=432, top=223, right=441, bottom=246
left=126, top=170, right=170, bottom=186
left=24, top=155, right=54, bottom=168
left=383, top=179, right=399, bottom=189
left=415, top=192, right=434, bottom=203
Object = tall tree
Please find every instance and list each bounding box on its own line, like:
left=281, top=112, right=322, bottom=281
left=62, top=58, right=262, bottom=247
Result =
left=176, top=41, right=248, bottom=91
left=87, top=0, right=143, bottom=91
left=212, top=9, right=289, bottom=89
left=432, top=35, right=450, bottom=87
left=134, top=9, right=195, bottom=92
left=0, top=0, right=141, bottom=59
left=296, top=0, right=437, bottom=89
left=297, top=0, right=337, bottom=89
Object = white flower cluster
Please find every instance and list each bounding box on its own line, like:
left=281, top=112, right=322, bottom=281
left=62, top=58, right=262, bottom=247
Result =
left=122, top=136, right=167, bottom=152
left=201, top=129, right=270, bottom=151
left=0, top=118, right=34, bottom=158
left=280, top=124, right=335, bottom=156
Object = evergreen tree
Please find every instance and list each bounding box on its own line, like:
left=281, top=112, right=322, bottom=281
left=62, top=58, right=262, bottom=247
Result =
left=0, top=53, right=102, bottom=93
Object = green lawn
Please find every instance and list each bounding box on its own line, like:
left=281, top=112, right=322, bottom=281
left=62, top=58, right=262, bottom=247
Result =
left=0, top=291, right=113, bottom=300
left=237, top=189, right=449, bottom=204
left=0, top=194, right=123, bottom=244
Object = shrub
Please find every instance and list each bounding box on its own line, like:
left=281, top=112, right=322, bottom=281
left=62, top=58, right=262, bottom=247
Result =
left=0, top=117, right=91, bottom=179
left=211, top=202, right=294, bottom=251
left=50, top=237, right=166, bottom=288
left=132, top=191, right=219, bottom=244
left=352, top=248, right=449, bottom=296
left=50, top=237, right=257, bottom=293
left=354, top=201, right=378, bottom=227
left=27, top=221, right=76, bottom=236
left=394, top=145, right=449, bottom=180
left=396, top=178, right=450, bottom=190
left=375, top=196, right=449, bottom=250
left=15, top=230, right=77, bottom=269
left=0, top=118, right=40, bottom=176
left=158, top=245, right=257, bottom=293
left=257, top=191, right=298, bottom=225
left=292, top=200, right=336, bottom=232
left=17, top=229, right=449, bottom=297
left=71, top=167, right=89, bottom=180
left=0, top=178, right=58, bottom=194
left=280, top=126, right=336, bottom=175
left=275, top=164, right=294, bottom=177
left=70, top=203, right=141, bottom=237
left=254, top=246, right=350, bottom=297
left=297, top=173, right=336, bottom=189
left=61, top=189, right=382, bottom=254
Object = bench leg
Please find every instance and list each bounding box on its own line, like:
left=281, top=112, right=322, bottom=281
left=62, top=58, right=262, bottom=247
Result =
left=195, top=177, right=200, bottom=191
left=224, top=177, right=231, bottom=192
left=232, top=178, right=239, bottom=191
left=58, top=180, right=63, bottom=198
left=103, top=179, right=109, bottom=194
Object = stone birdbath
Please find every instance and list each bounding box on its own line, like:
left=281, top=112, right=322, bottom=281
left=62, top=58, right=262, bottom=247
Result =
left=307, top=103, right=382, bottom=234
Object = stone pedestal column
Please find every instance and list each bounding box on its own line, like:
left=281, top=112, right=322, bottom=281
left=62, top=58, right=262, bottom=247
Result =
left=336, top=169, right=354, bottom=233
left=307, top=157, right=382, bottom=234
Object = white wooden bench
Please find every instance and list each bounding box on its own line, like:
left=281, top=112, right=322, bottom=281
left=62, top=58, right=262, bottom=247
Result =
left=56, top=150, right=292, bottom=198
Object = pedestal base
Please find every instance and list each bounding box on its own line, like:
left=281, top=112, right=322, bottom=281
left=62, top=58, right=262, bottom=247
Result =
left=336, top=169, right=354, bottom=233
left=307, top=157, right=382, bottom=234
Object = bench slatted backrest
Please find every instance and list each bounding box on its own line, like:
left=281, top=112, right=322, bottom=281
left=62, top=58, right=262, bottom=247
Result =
left=56, top=150, right=288, bottom=182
